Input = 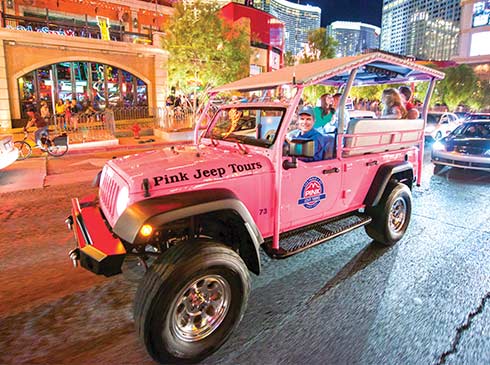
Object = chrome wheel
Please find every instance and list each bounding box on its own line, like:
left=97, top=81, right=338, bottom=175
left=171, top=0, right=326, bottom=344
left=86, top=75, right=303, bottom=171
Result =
left=172, top=274, right=231, bottom=342
left=389, top=197, right=407, bottom=233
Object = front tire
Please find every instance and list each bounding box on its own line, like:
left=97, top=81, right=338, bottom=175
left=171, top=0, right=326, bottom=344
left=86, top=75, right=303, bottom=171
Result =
left=365, top=182, right=412, bottom=246
left=14, top=141, right=32, bottom=160
left=134, top=240, right=250, bottom=364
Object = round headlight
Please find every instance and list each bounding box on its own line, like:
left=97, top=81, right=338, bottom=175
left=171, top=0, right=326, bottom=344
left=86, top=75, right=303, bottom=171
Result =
left=116, top=186, right=130, bottom=216
left=432, top=141, right=446, bottom=151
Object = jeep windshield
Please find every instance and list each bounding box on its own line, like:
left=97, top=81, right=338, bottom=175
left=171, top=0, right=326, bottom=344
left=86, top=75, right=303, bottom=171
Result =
left=204, top=106, right=286, bottom=148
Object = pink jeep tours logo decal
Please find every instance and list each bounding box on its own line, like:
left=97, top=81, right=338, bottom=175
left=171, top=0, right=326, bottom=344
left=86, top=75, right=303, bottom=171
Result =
left=298, top=176, right=326, bottom=209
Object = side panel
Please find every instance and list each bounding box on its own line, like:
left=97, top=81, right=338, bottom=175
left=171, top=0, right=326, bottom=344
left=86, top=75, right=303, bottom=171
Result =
left=364, top=159, right=414, bottom=207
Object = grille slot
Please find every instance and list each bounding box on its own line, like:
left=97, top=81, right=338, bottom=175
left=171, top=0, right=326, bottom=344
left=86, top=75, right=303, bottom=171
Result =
left=99, top=170, right=121, bottom=219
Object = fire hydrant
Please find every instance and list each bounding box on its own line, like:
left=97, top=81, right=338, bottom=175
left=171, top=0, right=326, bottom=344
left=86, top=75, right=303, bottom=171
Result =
left=131, top=123, right=141, bottom=139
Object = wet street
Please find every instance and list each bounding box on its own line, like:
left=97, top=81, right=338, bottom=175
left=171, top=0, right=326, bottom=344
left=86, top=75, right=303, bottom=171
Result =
left=1, top=148, right=489, bottom=364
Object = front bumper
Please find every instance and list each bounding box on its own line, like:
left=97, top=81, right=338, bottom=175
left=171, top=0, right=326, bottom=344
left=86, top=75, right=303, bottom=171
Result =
left=432, top=150, right=490, bottom=172
left=68, top=195, right=126, bottom=277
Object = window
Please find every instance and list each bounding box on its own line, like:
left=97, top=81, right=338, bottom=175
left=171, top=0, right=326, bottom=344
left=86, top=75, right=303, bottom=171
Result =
left=17, top=61, right=148, bottom=117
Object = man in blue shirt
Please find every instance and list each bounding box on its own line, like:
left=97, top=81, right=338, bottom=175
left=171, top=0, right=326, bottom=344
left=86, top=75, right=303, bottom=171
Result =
left=286, top=106, right=331, bottom=161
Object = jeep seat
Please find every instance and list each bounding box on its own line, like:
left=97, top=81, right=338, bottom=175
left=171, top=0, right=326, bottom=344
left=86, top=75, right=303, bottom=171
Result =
left=342, top=118, right=424, bottom=157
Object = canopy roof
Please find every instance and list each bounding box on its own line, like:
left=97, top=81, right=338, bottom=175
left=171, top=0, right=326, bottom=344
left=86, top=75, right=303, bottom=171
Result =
left=211, top=52, right=445, bottom=93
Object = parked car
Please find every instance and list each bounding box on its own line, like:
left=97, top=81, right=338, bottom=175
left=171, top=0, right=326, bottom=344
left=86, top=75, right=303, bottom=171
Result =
left=425, top=112, right=461, bottom=141
left=454, top=111, right=469, bottom=120
left=0, top=134, right=19, bottom=170
left=463, top=113, right=490, bottom=121
left=432, top=120, right=490, bottom=173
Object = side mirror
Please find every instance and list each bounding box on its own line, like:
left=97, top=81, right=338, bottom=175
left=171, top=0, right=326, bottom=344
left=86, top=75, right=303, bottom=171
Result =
left=283, top=138, right=315, bottom=170
left=288, top=138, right=315, bottom=158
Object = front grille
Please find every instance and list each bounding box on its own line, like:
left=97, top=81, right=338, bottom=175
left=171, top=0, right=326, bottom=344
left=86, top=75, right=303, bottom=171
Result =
left=436, top=157, right=490, bottom=169
left=99, top=169, right=121, bottom=220
left=456, top=146, right=486, bottom=155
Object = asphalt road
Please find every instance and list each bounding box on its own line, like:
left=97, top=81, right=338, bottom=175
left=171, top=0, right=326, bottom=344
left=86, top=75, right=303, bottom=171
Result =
left=0, top=147, right=489, bottom=364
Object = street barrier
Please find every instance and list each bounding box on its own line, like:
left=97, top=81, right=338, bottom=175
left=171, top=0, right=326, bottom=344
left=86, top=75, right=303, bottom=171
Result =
left=47, top=107, right=199, bottom=143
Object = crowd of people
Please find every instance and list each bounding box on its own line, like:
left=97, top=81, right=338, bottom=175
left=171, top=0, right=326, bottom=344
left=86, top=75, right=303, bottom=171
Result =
left=53, top=98, right=101, bottom=131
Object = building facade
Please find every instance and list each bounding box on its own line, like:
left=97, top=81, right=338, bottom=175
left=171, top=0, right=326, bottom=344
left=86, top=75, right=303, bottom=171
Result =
left=0, top=0, right=171, bottom=129
left=328, top=21, right=380, bottom=57
left=380, top=0, right=461, bottom=60
left=221, top=2, right=284, bottom=74
left=254, top=0, right=321, bottom=55
left=453, top=0, right=490, bottom=80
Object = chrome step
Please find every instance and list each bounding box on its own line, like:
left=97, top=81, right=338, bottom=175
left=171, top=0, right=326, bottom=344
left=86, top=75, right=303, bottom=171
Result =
left=263, top=212, right=372, bottom=259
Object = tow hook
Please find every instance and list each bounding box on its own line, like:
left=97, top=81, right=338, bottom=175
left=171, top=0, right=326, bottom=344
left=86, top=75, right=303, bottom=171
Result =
left=69, top=248, right=80, bottom=268
left=65, top=216, right=73, bottom=230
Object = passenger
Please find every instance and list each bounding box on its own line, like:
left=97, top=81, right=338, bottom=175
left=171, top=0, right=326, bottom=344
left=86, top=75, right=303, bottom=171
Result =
left=286, top=106, right=330, bottom=162
left=380, top=88, right=407, bottom=119
left=321, top=93, right=350, bottom=133
left=313, top=93, right=334, bottom=130
left=398, top=86, right=420, bottom=119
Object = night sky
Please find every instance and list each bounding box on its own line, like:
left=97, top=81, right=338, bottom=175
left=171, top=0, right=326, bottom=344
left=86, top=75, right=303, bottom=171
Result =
left=300, top=0, right=384, bottom=28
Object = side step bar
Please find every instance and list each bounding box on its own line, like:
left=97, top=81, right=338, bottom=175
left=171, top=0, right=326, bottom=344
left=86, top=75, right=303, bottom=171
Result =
left=263, top=212, right=372, bottom=259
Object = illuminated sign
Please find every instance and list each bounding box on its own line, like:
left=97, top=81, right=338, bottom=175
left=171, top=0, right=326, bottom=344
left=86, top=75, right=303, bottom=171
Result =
left=97, top=16, right=111, bottom=41
left=470, top=31, right=490, bottom=56
left=472, top=1, right=490, bottom=28
left=6, top=24, right=76, bottom=36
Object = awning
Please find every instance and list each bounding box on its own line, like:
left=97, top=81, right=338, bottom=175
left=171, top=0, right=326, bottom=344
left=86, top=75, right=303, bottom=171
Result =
left=211, top=52, right=445, bottom=93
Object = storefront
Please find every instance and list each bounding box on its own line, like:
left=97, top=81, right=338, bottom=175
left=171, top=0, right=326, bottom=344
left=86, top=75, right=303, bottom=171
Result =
left=0, top=27, right=168, bottom=128
left=453, top=0, right=490, bottom=81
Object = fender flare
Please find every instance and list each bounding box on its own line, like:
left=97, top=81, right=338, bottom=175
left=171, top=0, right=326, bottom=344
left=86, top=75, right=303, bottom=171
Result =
left=364, top=161, right=414, bottom=207
left=113, top=189, right=263, bottom=273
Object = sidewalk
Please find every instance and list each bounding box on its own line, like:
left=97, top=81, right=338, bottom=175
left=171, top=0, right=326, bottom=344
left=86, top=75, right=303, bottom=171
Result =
left=0, top=132, right=194, bottom=194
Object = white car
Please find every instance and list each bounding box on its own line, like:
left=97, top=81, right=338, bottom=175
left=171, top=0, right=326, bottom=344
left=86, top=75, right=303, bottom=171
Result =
left=0, top=134, right=19, bottom=170
left=425, top=112, right=461, bottom=141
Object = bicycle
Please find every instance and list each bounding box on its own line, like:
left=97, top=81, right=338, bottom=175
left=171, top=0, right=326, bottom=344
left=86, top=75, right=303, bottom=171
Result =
left=14, top=129, right=69, bottom=160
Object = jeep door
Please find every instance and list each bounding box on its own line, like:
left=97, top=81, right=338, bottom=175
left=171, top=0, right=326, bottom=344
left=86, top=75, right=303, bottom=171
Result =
left=280, top=158, right=342, bottom=232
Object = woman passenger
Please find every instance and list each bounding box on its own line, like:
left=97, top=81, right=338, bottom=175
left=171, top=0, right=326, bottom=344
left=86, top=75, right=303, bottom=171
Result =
left=380, top=88, right=407, bottom=119
left=313, top=93, right=335, bottom=131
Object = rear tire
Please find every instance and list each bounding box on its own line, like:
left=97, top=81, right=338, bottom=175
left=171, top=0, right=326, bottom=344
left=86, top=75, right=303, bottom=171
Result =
left=46, top=139, right=68, bottom=157
left=365, top=182, right=412, bottom=246
left=134, top=239, right=250, bottom=364
left=14, top=141, right=32, bottom=160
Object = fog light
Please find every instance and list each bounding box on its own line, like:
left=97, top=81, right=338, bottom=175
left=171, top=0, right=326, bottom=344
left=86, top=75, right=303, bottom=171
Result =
left=140, top=224, right=153, bottom=237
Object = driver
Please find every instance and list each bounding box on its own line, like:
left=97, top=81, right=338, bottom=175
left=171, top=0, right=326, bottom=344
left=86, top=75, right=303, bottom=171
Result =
left=25, top=108, right=48, bottom=147
left=286, top=106, right=330, bottom=161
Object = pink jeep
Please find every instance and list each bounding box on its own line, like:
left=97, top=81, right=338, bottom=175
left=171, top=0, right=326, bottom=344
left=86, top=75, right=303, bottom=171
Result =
left=67, top=52, right=444, bottom=363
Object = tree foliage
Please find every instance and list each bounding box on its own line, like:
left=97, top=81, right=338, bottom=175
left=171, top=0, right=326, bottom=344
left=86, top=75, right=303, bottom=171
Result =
left=297, top=28, right=337, bottom=64
left=283, top=51, right=295, bottom=67
left=431, top=64, right=478, bottom=111
left=162, top=1, right=251, bottom=98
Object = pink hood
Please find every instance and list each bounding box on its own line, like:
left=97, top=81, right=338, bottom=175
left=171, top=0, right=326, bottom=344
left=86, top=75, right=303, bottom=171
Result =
left=106, top=144, right=273, bottom=195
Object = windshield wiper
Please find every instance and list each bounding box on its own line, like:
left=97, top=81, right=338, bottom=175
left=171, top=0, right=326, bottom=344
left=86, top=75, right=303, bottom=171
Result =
left=223, top=135, right=249, bottom=154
